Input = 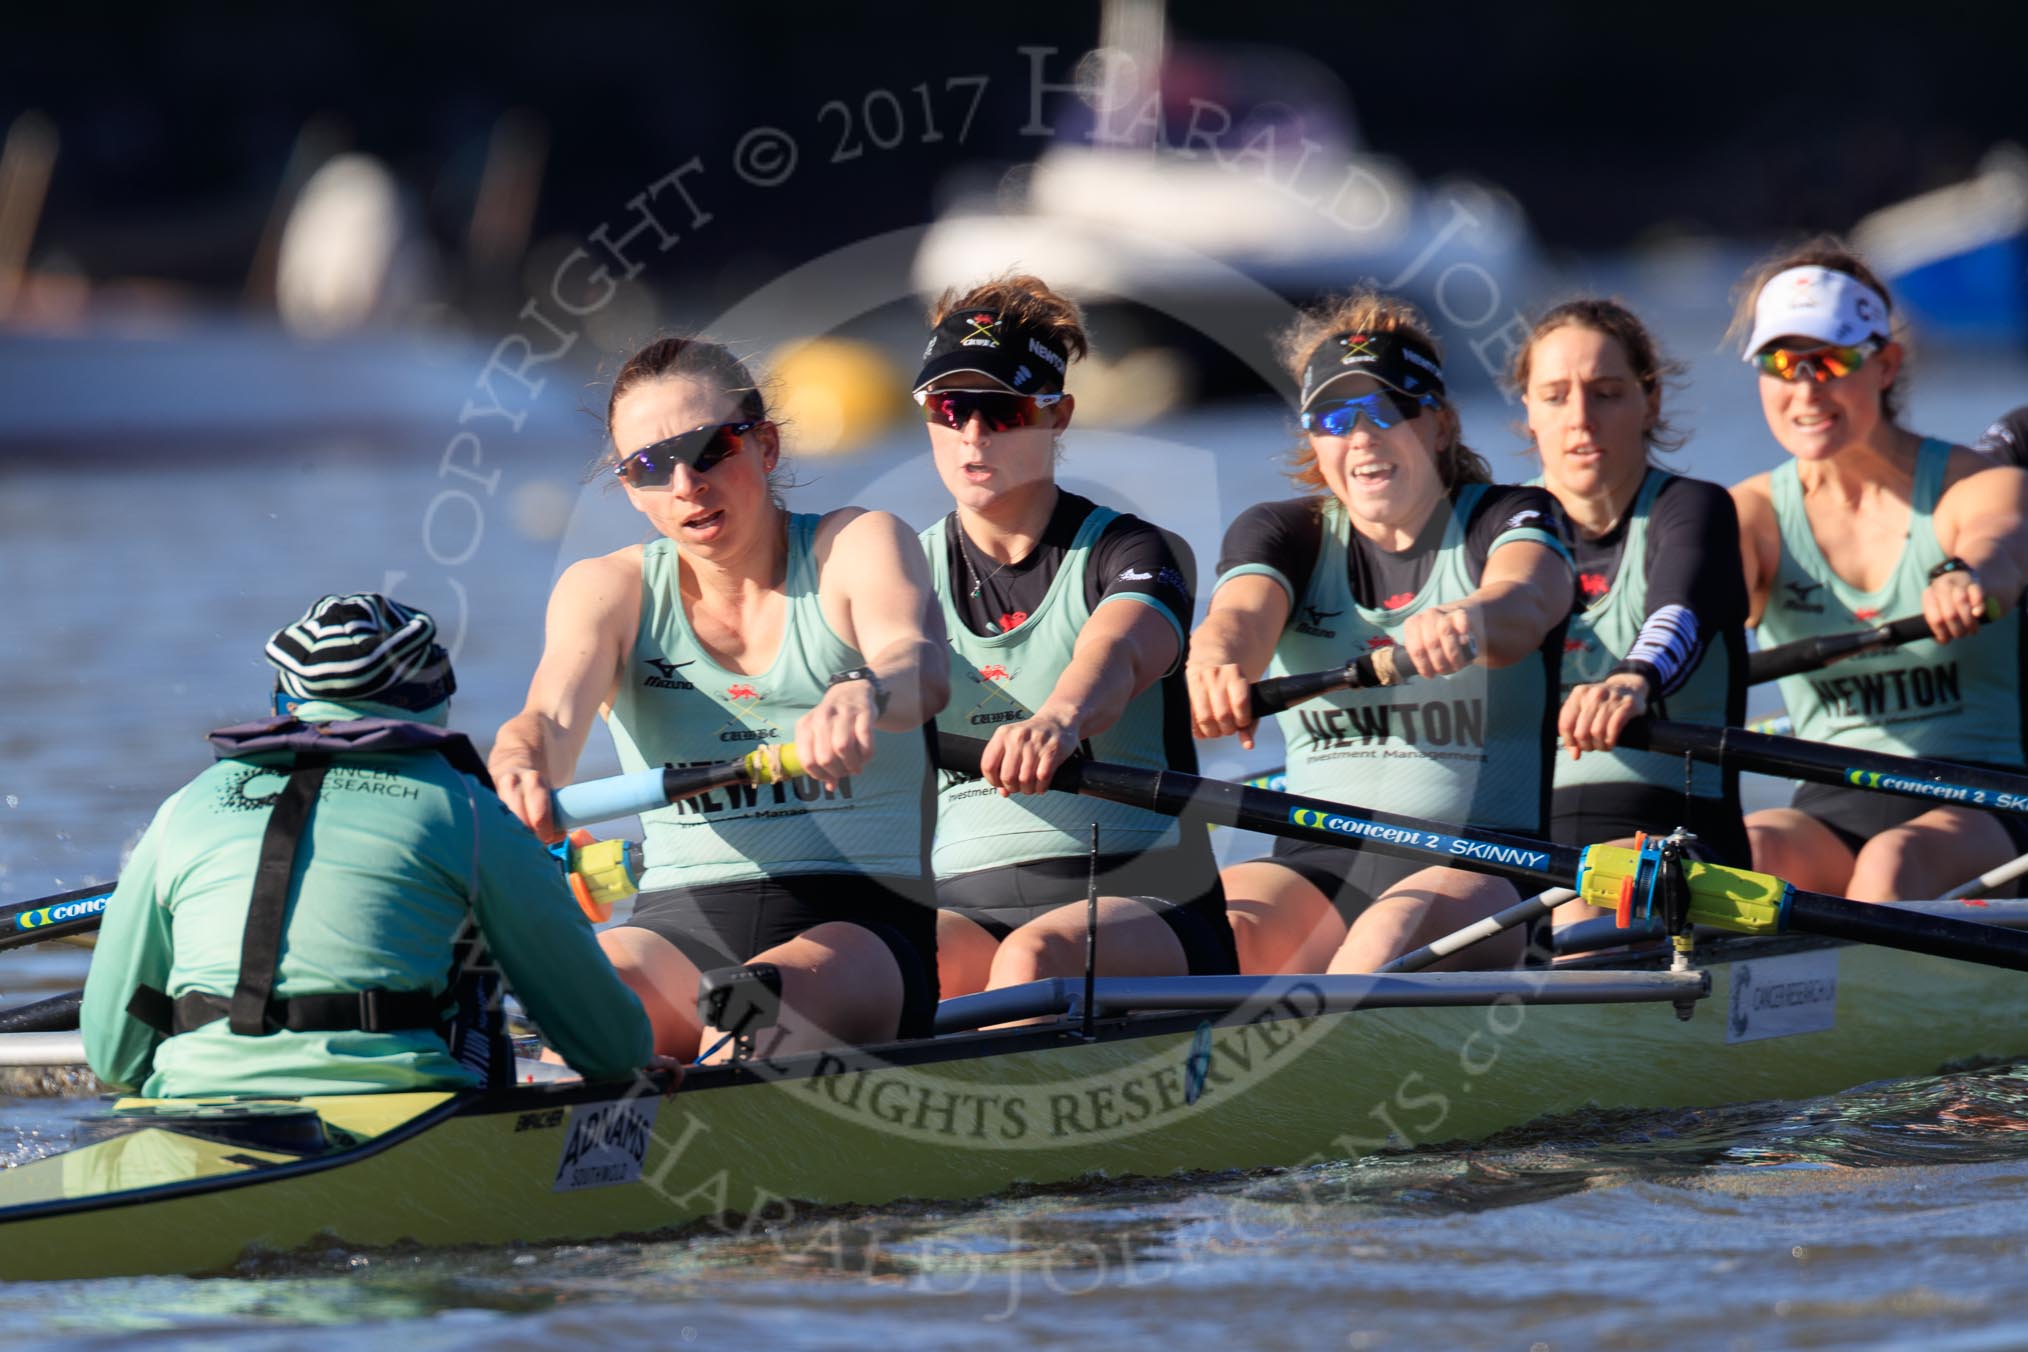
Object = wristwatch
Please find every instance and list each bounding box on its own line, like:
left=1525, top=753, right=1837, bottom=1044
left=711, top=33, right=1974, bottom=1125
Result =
left=1929, top=557, right=1978, bottom=583
left=827, top=667, right=890, bottom=715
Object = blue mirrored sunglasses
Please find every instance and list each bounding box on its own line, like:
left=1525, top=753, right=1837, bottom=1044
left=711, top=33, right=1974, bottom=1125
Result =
left=1299, top=390, right=1436, bottom=436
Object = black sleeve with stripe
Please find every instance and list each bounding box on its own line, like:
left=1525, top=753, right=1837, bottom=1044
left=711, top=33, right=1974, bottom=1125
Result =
left=1616, top=477, right=1749, bottom=696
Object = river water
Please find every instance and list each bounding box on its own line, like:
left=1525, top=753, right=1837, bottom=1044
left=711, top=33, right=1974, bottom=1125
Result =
left=2, top=297, right=2026, bottom=1347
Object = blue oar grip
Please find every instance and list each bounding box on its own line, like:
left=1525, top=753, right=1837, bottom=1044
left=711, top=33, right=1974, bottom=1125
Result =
left=553, top=769, right=670, bottom=831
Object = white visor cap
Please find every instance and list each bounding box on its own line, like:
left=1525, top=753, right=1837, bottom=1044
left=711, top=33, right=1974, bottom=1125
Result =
left=1743, top=265, right=1892, bottom=358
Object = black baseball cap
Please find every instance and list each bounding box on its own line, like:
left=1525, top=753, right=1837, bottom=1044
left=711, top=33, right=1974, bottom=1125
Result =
left=1299, top=330, right=1446, bottom=412
left=911, top=310, right=1070, bottom=396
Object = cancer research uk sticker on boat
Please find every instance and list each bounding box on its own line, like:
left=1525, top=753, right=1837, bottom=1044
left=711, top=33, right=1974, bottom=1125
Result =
left=1725, top=950, right=1839, bottom=1044
left=552, top=1094, right=661, bottom=1192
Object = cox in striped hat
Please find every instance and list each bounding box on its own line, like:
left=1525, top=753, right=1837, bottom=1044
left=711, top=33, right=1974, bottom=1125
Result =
left=265, top=593, right=456, bottom=720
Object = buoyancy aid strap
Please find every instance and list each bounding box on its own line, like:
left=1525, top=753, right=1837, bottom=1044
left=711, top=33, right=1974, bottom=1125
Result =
left=229, top=754, right=331, bottom=1036
left=127, top=732, right=497, bottom=1043
left=172, top=987, right=449, bottom=1036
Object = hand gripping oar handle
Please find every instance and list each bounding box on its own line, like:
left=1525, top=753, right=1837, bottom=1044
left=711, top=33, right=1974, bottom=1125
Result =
left=1746, top=600, right=1999, bottom=686
left=552, top=744, right=806, bottom=831
left=1248, top=643, right=1433, bottom=721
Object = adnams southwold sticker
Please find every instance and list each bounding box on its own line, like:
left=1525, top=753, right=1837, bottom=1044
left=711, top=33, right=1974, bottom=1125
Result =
left=552, top=1094, right=661, bottom=1192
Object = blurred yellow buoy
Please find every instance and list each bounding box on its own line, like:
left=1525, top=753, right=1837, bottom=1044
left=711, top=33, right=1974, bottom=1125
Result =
left=1064, top=346, right=1192, bottom=427
left=767, top=337, right=907, bottom=456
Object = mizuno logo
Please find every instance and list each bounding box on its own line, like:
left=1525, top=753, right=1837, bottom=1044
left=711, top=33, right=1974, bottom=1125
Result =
left=1784, top=580, right=1823, bottom=605
left=1304, top=606, right=1342, bottom=626
left=646, top=659, right=693, bottom=679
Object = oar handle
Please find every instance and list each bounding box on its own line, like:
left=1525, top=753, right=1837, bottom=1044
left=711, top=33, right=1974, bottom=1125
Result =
left=1248, top=645, right=1414, bottom=721
left=1747, top=600, right=1998, bottom=686
left=552, top=745, right=805, bottom=831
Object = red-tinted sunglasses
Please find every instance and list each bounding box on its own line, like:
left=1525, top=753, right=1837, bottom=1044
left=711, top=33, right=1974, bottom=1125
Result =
left=915, top=388, right=1063, bottom=433
left=611, top=421, right=760, bottom=487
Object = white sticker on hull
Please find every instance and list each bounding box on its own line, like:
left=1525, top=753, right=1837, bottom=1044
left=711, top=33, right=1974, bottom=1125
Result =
left=553, top=1094, right=661, bottom=1192
left=1725, top=950, right=1839, bottom=1043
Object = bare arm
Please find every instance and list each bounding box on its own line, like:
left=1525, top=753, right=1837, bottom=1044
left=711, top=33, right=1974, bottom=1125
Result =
left=806, top=509, right=950, bottom=785
left=1185, top=573, right=1292, bottom=751
left=1932, top=457, right=2028, bottom=641
left=1731, top=474, right=1779, bottom=628
left=487, top=553, right=638, bottom=841
left=982, top=600, right=1180, bottom=795
left=1400, top=540, right=1569, bottom=676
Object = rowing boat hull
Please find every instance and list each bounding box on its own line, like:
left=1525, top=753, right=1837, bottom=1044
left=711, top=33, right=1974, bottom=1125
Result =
left=2, top=936, right=2023, bottom=1280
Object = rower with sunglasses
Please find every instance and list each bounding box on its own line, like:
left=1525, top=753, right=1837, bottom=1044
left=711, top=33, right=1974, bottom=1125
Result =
left=490, top=336, right=951, bottom=1061
left=1189, top=293, right=1574, bottom=974
left=911, top=277, right=1238, bottom=998
left=1730, top=246, right=2028, bottom=901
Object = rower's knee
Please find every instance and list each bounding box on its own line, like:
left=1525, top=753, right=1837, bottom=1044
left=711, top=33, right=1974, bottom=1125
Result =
left=935, top=910, right=1000, bottom=1001
left=756, top=923, right=907, bottom=1046
left=1745, top=809, right=1852, bottom=895
left=1848, top=829, right=1929, bottom=902
left=597, top=928, right=701, bottom=1056
left=987, top=923, right=1083, bottom=987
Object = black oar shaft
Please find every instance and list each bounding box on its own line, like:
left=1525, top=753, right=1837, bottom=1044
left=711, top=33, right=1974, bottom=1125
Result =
left=1619, top=719, right=2028, bottom=818
left=937, top=734, right=1580, bottom=893
left=0, top=885, right=113, bottom=956
left=938, top=733, right=2028, bottom=974
left=0, top=991, right=81, bottom=1034
left=1787, top=891, right=2028, bottom=973
left=1746, top=614, right=1934, bottom=685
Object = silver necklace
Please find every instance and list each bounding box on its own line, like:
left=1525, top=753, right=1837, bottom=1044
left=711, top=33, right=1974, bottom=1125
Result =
left=955, top=519, right=1013, bottom=600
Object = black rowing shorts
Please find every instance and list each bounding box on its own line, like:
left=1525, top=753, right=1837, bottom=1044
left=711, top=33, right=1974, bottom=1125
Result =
left=1791, top=780, right=2028, bottom=861
left=1551, top=784, right=1752, bottom=866
left=935, top=841, right=1239, bottom=976
left=625, top=873, right=938, bottom=1039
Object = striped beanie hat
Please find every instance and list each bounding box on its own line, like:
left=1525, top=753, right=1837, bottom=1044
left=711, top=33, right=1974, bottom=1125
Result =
left=265, top=593, right=456, bottom=711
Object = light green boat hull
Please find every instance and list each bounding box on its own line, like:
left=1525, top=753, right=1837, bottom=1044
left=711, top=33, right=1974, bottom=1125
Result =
left=1, top=936, right=2023, bottom=1281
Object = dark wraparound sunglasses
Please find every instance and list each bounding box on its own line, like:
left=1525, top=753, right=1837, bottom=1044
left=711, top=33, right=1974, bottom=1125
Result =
left=611, top=421, right=761, bottom=487
left=915, top=388, right=1064, bottom=433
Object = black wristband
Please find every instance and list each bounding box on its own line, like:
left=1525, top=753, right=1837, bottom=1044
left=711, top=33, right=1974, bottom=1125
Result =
left=1929, top=557, right=1976, bottom=582
left=827, top=667, right=890, bottom=715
